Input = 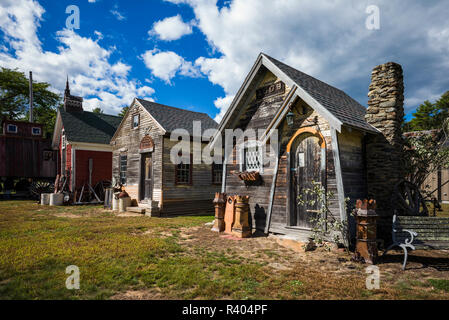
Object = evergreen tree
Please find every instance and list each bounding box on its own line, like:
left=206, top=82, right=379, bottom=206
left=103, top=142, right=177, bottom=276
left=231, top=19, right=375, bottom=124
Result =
left=407, top=100, right=438, bottom=131
left=118, top=106, right=129, bottom=118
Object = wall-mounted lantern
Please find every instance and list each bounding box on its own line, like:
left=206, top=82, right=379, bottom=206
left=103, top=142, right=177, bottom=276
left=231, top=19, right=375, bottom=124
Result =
left=286, top=108, right=294, bottom=127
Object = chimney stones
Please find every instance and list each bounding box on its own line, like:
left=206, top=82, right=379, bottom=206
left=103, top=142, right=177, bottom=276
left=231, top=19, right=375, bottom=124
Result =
left=365, top=62, right=405, bottom=219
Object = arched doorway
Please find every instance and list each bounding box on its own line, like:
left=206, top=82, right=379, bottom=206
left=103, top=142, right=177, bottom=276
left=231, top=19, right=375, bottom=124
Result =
left=287, top=129, right=326, bottom=229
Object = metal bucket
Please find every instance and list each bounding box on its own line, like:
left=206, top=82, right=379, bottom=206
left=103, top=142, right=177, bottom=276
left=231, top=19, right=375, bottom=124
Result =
left=112, top=193, right=120, bottom=211
left=118, top=197, right=131, bottom=213
left=49, top=193, right=64, bottom=206
left=40, top=193, right=50, bottom=205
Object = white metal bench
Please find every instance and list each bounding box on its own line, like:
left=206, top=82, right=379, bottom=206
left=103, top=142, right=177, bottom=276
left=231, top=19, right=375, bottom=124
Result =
left=383, top=215, right=449, bottom=270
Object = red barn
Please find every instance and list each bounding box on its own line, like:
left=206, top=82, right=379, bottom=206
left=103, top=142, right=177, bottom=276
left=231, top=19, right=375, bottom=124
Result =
left=52, top=80, right=121, bottom=192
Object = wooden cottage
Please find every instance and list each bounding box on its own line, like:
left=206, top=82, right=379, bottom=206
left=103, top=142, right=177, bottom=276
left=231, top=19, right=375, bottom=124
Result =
left=52, top=80, right=122, bottom=193
left=210, top=53, right=405, bottom=241
left=110, top=98, right=220, bottom=215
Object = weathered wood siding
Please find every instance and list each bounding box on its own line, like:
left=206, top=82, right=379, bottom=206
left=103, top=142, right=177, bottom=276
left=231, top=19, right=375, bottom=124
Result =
left=162, top=137, right=220, bottom=215
left=338, top=127, right=367, bottom=205
left=111, top=101, right=164, bottom=205
left=223, top=69, right=363, bottom=237
left=269, top=108, right=340, bottom=236
left=423, top=168, right=449, bottom=204
left=224, top=71, right=289, bottom=231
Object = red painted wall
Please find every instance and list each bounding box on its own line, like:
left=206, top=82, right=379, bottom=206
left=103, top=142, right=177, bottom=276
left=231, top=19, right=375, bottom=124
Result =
left=74, top=150, right=112, bottom=190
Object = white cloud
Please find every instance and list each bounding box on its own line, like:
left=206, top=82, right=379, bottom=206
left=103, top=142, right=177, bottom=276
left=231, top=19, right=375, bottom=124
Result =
left=88, top=0, right=96, bottom=3
left=110, top=4, right=126, bottom=21
left=0, top=0, right=154, bottom=115
left=141, top=49, right=201, bottom=84
left=166, top=0, right=449, bottom=120
left=149, top=14, right=193, bottom=41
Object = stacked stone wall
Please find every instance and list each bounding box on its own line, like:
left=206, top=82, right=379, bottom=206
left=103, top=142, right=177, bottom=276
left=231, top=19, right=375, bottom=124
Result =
left=365, top=62, right=405, bottom=236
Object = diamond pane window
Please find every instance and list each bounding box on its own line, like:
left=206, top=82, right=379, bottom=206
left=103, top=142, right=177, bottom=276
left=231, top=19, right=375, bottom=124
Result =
left=244, top=144, right=262, bottom=172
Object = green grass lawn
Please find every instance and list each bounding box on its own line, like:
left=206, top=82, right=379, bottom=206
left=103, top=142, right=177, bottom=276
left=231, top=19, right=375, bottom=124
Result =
left=1, top=201, right=449, bottom=300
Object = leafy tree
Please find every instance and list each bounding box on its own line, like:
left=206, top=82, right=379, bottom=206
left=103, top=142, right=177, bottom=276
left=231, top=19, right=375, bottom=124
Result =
left=92, top=107, right=103, bottom=114
left=0, top=68, right=60, bottom=134
left=118, top=106, right=128, bottom=118
left=403, top=129, right=449, bottom=194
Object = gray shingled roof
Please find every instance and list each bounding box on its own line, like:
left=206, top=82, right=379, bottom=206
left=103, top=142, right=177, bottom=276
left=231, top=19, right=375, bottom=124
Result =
left=136, top=99, right=218, bottom=135
left=263, top=54, right=379, bottom=133
left=59, top=108, right=122, bottom=144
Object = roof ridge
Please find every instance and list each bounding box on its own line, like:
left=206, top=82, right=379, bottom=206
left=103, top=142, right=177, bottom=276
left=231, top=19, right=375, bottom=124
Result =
left=58, top=107, right=121, bottom=119
left=137, top=98, right=209, bottom=116
left=262, top=53, right=364, bottom=105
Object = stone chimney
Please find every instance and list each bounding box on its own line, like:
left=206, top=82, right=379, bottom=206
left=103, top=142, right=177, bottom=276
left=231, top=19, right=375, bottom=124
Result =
left=63, top=77, right=83, bottom=113
left=365, top=62, right=405, bottom=219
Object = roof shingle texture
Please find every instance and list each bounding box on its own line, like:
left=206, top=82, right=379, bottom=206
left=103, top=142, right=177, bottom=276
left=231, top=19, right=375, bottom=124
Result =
left=263, top=54, right=379, bottom=133
left=60, top=108, right=122, bottom=144
left=136, top=99, right=218, bottom=135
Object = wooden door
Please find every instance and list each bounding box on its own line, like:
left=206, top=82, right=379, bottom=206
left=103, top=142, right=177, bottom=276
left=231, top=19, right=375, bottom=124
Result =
left=140, top=153, right=153, bottom=201
left=292, top=136, right=324, bottom=229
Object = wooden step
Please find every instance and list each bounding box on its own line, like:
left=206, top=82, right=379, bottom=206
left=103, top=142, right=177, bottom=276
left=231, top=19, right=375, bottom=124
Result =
left=126, top=207, right=146, bottom=214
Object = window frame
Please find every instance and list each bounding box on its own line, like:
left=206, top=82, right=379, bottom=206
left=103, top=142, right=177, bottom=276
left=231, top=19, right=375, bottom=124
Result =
left=6, top=124, right=17, bottom=134
left=132, top=114, right=140, bottom=129
left=175, top=154, right=193, bottom=185
left=239, top=140, right=264, bottom=173
left=212, top=162, right=223, bottom=185
left=31, top=127, right=41, bottom=136
left=119, top=154, right=128, bottom=185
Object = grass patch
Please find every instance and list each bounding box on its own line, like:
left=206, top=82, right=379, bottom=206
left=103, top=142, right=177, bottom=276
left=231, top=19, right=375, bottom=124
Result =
left=428, top=279, right=449, bottom=292
left=1, top=201, right=449, bottom=300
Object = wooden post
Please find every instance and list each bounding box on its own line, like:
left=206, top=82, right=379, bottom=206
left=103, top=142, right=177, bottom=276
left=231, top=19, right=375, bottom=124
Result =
left=355, top=199, right=379, bottom=264
left=212, top=192, right=226, bottom=232
left=232, top=195, right=251, bottom=238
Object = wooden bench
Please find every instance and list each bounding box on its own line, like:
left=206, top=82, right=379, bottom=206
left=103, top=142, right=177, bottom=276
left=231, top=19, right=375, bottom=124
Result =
left=383, top=215, right=449, bottom=270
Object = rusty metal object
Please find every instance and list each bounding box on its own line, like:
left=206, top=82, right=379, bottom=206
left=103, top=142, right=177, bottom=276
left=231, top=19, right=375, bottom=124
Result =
left=118, top=190, right=129, bottom=199
left=212, top=192, right=226, bottom=232
left=354, top=199, right=379, bottom=264
left=232, top=195, right=251, bottom=238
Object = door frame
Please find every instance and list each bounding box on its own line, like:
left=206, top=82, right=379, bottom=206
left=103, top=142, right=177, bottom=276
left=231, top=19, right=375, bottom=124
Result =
left=139, top=150, right=154, bottom=202
left=286, top=127, right=326, bottom=228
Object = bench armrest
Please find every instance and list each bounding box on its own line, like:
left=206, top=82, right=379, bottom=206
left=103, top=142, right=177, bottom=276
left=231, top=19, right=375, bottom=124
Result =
left=392, top=215, right=418, bottom=245
left=399, top=229, right=418, bottom=245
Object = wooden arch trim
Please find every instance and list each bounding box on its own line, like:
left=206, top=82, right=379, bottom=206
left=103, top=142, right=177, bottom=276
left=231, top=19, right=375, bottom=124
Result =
left=286, top=127, right=326, bottom=153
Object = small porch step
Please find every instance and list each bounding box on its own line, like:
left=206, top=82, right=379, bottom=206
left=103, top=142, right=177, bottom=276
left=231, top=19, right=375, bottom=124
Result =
left=126, top=207, right=146, bottom=214
left=138, top=201, right=161, bottom=217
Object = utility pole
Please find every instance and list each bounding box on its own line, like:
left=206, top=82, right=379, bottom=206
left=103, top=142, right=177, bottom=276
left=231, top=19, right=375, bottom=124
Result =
left=29, top=71, right=34, bottom=123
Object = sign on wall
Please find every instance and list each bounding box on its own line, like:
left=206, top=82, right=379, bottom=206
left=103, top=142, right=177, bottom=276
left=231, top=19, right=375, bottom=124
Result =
left=256, top=81, right=285, bottom=100
left=140, top=135, right=154, bottom=151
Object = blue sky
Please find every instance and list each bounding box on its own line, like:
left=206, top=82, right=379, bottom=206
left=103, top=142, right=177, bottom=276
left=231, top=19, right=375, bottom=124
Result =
left=1, top=0, right=449, bottom=122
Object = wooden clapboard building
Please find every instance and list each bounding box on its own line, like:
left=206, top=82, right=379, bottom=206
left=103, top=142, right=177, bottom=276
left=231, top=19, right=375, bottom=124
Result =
left=110, top=98, right=220, bottom=215
left=211, top=53, right=403, bottom=241
left=52, top=79, right=122, bottom=193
